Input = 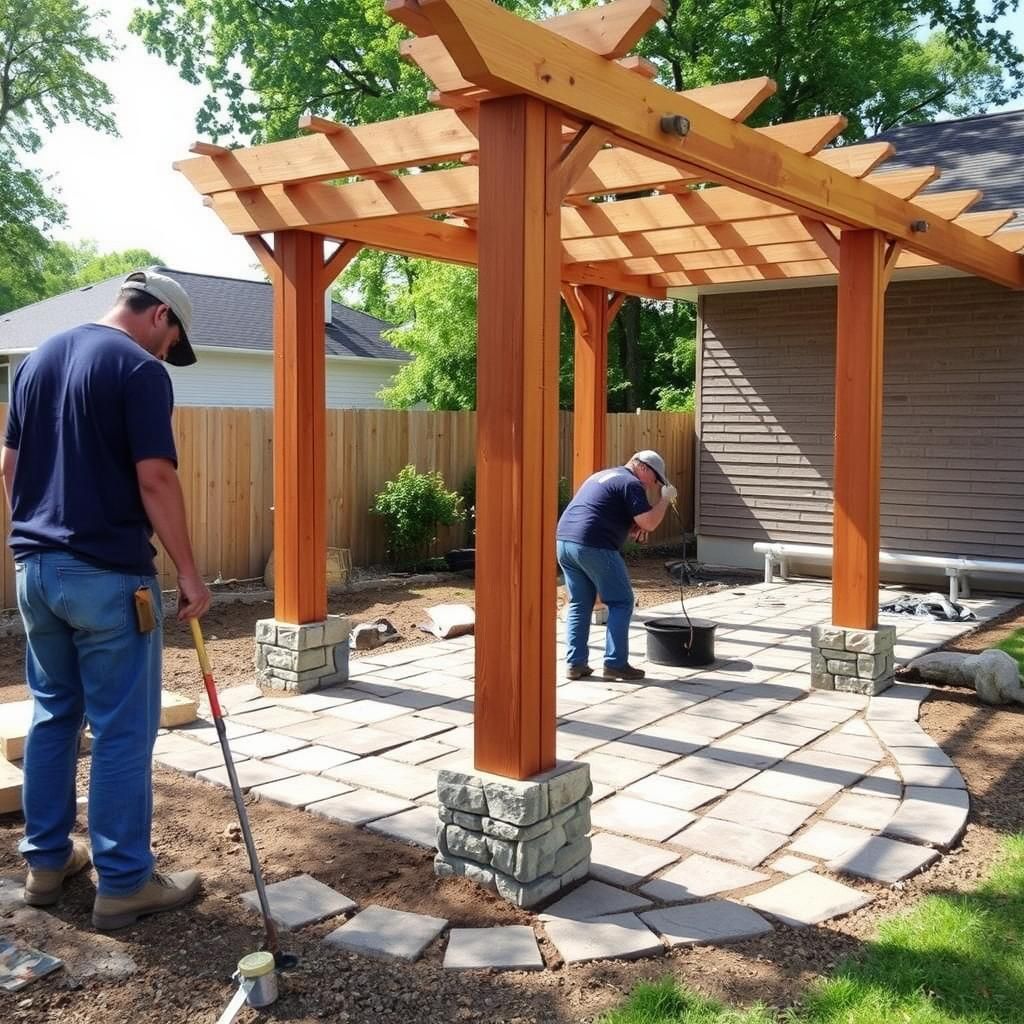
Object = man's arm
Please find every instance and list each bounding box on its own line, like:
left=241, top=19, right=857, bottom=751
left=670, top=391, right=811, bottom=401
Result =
left=1, top=446, right=16, bottom=509
left=633, top=484, right=678, bottom=533
left=136, top=458, right=211, bottom=620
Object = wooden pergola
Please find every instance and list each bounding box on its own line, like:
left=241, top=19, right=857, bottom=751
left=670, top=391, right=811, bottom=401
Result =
left=176, top=0, right=1024, bottom=783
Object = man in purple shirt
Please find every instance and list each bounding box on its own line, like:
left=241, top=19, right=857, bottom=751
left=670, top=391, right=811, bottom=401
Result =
left=557, top=450, right=677, bottom=680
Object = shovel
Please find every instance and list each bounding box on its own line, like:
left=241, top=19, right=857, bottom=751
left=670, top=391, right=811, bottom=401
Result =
left=189, top=618, right=298, bottom=969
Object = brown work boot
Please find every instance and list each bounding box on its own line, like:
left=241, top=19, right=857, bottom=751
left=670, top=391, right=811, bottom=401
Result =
left=602, top=663, right=646, bottom=681
left=566, top=664, right=593, bottom=680
left=92, top=870, right=202, bottom=931
left=24, top=839, right=92, bottom=907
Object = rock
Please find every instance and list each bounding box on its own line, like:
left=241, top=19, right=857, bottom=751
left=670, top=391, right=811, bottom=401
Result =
left=974, top=650, right=1024, bottom=705
left=907, top=651, right=978, bottom=686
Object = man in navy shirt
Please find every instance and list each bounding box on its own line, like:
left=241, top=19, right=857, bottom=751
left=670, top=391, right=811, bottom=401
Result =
left=557, top=451, right=677, bottom=679
left=2, top=270, right=211, bottom=930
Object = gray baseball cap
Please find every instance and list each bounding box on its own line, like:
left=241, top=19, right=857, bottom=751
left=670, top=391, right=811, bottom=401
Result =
left=122, top=269, right=197, bottom=366
left=631, top=449, right=670, bottom=487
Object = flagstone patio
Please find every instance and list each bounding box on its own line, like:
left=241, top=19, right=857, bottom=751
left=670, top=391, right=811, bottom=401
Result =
left=158, top=580, right=1014, bottom=968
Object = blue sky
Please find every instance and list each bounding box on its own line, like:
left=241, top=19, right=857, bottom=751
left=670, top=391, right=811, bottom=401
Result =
left=29, top=0, right=1024, bottom=283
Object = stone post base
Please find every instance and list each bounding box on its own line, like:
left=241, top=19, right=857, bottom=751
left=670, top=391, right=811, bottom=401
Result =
left=810, top=624, right=896, bottom=695
left=255, top=615, right=352, bottom=693
left=434, top=761, right=591, bottom=908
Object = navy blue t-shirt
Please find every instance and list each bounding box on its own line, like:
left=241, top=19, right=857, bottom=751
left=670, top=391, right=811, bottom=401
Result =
left=4, top=324, right=178, bottom=576
left=556, top=467, right=652, bottom=550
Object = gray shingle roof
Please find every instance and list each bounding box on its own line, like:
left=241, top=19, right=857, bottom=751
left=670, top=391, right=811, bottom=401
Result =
left=0, top=267, right=408, bottom=360
left=867, top=108, right=1024, bottom=221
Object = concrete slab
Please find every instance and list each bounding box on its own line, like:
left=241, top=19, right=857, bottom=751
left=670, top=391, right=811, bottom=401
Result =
left=197, top=760, right=297, bottom=793
left=788, top=822, right=875, bottom=861
left=702, top=735, right=793, bottom=770
left=316, top=726, right=409, bottom=756
left=653, top=712, right=736, bottom=739
left=897, top=765, right=965, bottom=789
left=592, top=796, right=695, bottom=842
left=376, top=715, right=458, bottom=741
left=273, top=692, right=352, bottom=713
left=588, top=833, right=680, bottom=887
left=444, top=926, right=544, bottom=971
left=660, top=755, right=760, bottom=790
left=782, top=749, right=874, bottom=786
left=228, top=731, right=311, bottom=760
left=323, top=699, right=411, bottom=725
left=0, top=757, right=22, bottom=814
left=850, top=767, right=902, bottom=800
left=888, top=746, right=954, bottom=768
left=592, top=740, right=680, bottom=765
left=540, top=880, right=653, bottom=922
left=251, top=773, right=354, bottom=809
left=324, top=904, right=447, bottom=961
left=308, top=788, right=416, bottom=827
left=883, top=786, right=969, bottom=848
left=266, top=744, right=360, bottom=775
left=707, top=792, right=816, bottom=835
left=811, top=733, right=884, bottom=762
left=229, top=706, right=318, bottom=731
left=619, top=724, right=706, bottom=757
left=671, top=817, right=789, bottom=868
left=825, top=793, right=897, bottom=831
left=159, top=691, right=198, bottom=728
left=735, top=719, right=826, bottom=747
left=625, top=773, right=725, bottom=812
left=829, top=835, right=938, bottom=884
left=241, top=873, right=356, bottom=929
left=365, top=806, right=439, bottom=848
left=543, top=912, right=664, bottom=964
left=639, top=855, right=769, bottom=903
left=769, top=855, right=817, bottom=875
left=154, top=743, right=246, bottom=775
left=640, top=900, right=773, bottom=947
left=323, top=756, right=438, bottom=800
left=580, top=752, right=658, bottom=788
left=744, top=872, right=871, bottom=926
left=0, top=700, right=33, bottom=760
left=383, top=739, right=458, bottom=765
left=180, top=719, right=263, bottom=745
left=738, top=767, right=843, bottom=807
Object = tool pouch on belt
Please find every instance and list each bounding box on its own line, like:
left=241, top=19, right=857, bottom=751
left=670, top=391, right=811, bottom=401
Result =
left=134, top=586, right=156, bottom=633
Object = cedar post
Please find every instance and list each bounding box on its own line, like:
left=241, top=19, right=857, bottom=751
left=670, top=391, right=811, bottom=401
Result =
left=564, top=284, right=611, bottom=489
left=474, top=96, right=561, bottom=779
left=832, top=229, right=886, bottom=629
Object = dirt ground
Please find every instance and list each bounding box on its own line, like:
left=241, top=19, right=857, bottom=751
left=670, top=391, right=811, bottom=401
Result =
left=1, top=566, right=1022, bottom=1024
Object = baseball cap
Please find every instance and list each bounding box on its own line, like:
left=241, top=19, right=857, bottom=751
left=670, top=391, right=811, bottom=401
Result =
left=122, top=269, right=197, bottom=366
left=631, top=449, right=670, bottom=487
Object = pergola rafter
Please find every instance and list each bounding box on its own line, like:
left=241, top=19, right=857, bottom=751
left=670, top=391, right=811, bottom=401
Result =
left=176, top=0, right=1024, bottom=783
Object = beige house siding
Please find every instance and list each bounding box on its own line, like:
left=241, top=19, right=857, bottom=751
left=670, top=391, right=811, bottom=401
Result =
left=698, top=276, right=1024, bottom=566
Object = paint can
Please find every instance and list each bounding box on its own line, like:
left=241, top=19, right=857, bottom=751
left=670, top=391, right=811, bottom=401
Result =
left=238, top=951, right=278, bottom=1008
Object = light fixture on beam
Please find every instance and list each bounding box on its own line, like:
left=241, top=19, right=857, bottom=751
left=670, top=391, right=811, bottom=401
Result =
left=660, top=115, right=690, bottom=138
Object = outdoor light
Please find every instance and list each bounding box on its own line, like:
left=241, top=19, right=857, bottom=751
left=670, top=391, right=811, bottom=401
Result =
left=660, top=114, right=691, bottom=138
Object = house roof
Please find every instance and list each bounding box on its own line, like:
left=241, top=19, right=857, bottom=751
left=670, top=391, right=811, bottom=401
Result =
left=0, top=267, right=409, bottom=361
left=869, top=108, right=1024, bottom=219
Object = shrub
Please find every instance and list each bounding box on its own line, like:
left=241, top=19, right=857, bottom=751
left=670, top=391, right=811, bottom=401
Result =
left=371, top=465, right=464, bottom=565
left=460, top=468, right=572, bottom=543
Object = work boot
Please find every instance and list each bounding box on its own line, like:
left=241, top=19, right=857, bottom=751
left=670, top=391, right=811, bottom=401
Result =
left=602, top=663, right=645, bottom=681
left=92, top=870, right=202, bottom=931
left=566, top=664, right=593, bottom=680
left=24, top=839, right=92, bottom=907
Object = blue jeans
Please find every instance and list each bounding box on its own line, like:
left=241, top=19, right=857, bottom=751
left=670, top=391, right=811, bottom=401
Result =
left=16, top=552, right=163, bottom=896
left=557, top=540, right=635, bottom=668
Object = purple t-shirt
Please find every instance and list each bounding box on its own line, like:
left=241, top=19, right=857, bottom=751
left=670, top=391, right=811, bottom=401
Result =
left=4, top=324, right=177, bottom=576
left=556, top=467, right=652, bottom=550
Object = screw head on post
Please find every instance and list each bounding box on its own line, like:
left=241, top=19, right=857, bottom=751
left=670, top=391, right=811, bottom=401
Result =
left=911, top=219, right=930, bottom=233
left=660, top=114, right=690, bottom=138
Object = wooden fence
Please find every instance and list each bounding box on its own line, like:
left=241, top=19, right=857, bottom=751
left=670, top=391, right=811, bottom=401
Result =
left=0, top=406, right=694, bottom=606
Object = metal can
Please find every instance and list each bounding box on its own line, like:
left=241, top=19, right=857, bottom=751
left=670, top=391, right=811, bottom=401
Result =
left=238, top=951, right=278, bottom=1008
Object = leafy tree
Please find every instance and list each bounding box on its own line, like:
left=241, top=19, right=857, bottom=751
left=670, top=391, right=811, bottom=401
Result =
left=371, top=464, right=464, bottom=564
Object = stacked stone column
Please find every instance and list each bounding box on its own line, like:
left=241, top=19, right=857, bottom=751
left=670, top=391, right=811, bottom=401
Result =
left=435, top=761, right=591, bottom=908
left=255, top=614, right=352, bottom=693
left=811, top=624, right=896, bottom=695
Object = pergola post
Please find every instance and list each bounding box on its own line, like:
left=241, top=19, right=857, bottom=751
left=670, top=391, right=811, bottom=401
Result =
left=812, top=228, right=896, bottom=695
left=472, top=95, right=560, bottom=780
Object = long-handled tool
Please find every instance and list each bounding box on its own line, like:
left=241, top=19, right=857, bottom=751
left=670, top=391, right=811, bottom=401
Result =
left=190, top=618, right=298, bottom=970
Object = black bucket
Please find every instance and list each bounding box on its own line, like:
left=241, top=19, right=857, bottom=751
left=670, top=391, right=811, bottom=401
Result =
left=645, top=617, right=717, bottom=667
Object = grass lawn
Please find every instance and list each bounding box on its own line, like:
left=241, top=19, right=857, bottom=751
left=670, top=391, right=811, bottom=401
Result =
left=996, top=628, right=1024, bottom=675
left=600, top=835, right=1024, bottom=1024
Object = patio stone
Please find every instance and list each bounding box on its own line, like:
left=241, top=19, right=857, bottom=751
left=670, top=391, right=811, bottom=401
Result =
left=788, top=822, right=875, bottom=860
left=671, top=817, right=789, bottom=868
left=266, top=744, right=359, bottom=775
left=625, top=774, right=725, bottom=811
left=384, top=738, right=458, bottom=765
left=365, top=806, right=439, bottom=848
left=317, top=727, right=411, bottom=756
left=592, top=796, right=695, bottom=842
left=274, top=692, right=351, bottom=713
left=640, top=900, right=773, bottom=947
left=811, top=733, right=884, bottom=762
left=825, top=793, right=897, bottom=831
left=686, top=699, right=767, bottom=725
left=888, top=746, right=954, bottom=768
left=228, top=731, right=310, bottom=760
left=708, top=792, right=816, bottom=835
left=897, top=765, right=965, bottom=789
left=639, top=855, right=769, bottom=902
left=593, top=740, right=680, bottom=765
left=540, top=880, right=653, bottom=921
left=324, top=905, right=447, bottom=961
left=307, top=788, right=415, bottom=826
left=850, top=767, right=902, bottom=799
left=276, top=717, right=352, bottom=741
left=241, top=873, right=356, bottom=929
left=543, top=912, right=663, bottom=964
left=323, top=699, right=411, bottom=725
left=443, top=926, right=543, bottom=971
left=770, top=855, right=817, bottom=875
left=375, top=714, right=458, bottom=741
left=154, top=743, right=246, bottom=775
left=883, top=787, right=969, bottom=848
left=702, top=735, right=793, bottom=770
left=620, top=724, right=707, bottom=756
left=829, top=835, right=938, bottom=884
left=581, top=752, right=657, bottom=788
left=323, top=755, right=437, bottom=799
left=868, top=723, right=935, bottom=747
left=180, top=719, right=263, bottom=745
left=229, top=706, right=317, bottom=731
left=588, top=833, right=679, bottom=887
left=738, top=766, right=843, bottom=806
left=197, top=760, right=297, bottom=793
left=783, top=749, right=874, bottom=785
left=654, top=712, right=736, bottom=739
left=661, top=755, right=760, bottom=790
left=735, top=720, right=825, bottom=747
left=250, top=773, right=354, bottom=809
left=744, top=873, right=871, bottom=926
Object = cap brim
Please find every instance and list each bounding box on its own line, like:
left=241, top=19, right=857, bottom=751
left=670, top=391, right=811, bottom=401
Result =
left=165, top=332, right=197, bottom=367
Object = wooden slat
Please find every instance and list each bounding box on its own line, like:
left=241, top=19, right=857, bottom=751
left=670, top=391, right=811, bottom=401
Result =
left=414, top=0, right=1024, bottom=287
left=474, top=96, right=559, bottom=779
left=815, top=142, right=893, bottom=177
left=679, top=77, right=776, bottom=121
left=955, top=209, right=1016, bottom=236
left=833, top=229, right=885, bottom=628
left=564, top=285, right=610, bottom=489
left=862, top=166, right=939, bottom=200
left=914, top=189, right=981, bottom=219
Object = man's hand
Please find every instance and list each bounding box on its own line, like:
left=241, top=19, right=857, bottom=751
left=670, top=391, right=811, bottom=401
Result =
left=629, top=525, right=650, bottom=543
left=661, top=484, right=678, bottom=502
left=177, top=573, right=212, bottom=622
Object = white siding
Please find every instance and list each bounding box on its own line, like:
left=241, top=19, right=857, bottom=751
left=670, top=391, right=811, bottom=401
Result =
left=165, top=349, right=403, bottom=409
